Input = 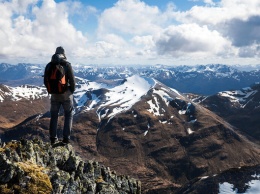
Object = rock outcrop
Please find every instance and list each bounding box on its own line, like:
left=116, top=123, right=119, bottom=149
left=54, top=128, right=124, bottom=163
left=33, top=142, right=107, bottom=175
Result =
left=0, top=138, right=141, bottom=194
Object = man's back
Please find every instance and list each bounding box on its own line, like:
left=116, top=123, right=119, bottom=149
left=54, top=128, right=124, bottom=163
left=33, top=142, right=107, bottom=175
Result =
left=44, top=46, right=75, bottom=145
left=44, top=52, right=75, bottom=96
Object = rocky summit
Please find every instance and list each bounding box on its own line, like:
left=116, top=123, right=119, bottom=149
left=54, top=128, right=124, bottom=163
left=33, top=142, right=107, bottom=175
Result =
left=0, top=138, right=141, bottom=194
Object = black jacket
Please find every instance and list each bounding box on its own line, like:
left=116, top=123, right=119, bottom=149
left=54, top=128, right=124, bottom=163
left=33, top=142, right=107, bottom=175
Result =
left=44, top=54, right=76, bottom=93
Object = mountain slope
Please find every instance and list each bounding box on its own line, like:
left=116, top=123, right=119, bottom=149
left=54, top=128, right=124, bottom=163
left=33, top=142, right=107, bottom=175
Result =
left=92, top=79, right=260, bottom=192
left=198, top=83, right=260, bottom=144
left=0, top=84, right=49, bottom=128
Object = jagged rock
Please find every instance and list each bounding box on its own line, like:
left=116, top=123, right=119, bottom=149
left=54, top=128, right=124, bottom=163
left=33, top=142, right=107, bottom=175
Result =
left=0, top=152, right=16, bottom=183
left=0, top=139, right=141, bottom=194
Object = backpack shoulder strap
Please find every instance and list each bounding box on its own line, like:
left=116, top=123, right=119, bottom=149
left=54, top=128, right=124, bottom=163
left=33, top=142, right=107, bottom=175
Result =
left=61, top=62, right=69, bottom=75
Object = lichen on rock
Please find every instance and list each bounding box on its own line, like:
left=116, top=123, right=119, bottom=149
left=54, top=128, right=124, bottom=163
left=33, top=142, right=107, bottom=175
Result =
left=0, top=138, right=141, bottom=194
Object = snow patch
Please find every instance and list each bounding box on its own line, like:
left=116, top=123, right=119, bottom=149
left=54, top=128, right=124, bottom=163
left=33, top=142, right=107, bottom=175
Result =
left=147, top=88, right=175, bottom=117
left=0, top=95, right=4, bottom=102
left=159, top=120, right=167, bottom=124
left=219, top=180, right=260, bottom=194
left=153, top=89, right=173, bottom=106
left=98, top=75, right=155, bottom=119
left=187, top=128, right=194, bottom=134
left=189, top=119, right=197, bottom=123
left=74, top=77, right=106, bottom=109
left=179, top=110, right=186, bottom=115
left=1, top=85, right=48, bottom=102
left=218, top=87, right=257, bottom=108
left=219, top=182, right=237, bottom=194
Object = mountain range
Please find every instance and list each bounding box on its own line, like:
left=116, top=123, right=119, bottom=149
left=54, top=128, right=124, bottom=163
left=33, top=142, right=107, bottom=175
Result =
left=2, top=63, right=260, bottom=95
left=0, top=63, right=260, bottom=193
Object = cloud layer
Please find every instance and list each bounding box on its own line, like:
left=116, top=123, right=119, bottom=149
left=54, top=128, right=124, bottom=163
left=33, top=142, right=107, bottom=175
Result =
left=0, top=0, right=260, bottom=65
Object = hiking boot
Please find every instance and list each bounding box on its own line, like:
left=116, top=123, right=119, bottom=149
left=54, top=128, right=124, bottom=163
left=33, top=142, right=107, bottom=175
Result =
left=62, top=138, right=70, bottom=145
left=50, top=138, right=58, bottom=145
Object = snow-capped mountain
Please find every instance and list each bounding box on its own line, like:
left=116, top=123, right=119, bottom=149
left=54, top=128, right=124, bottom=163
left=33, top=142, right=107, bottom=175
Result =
left=0, top=74, right=260, bottom=193
left=2, top=63, right=260, bottom=95
left=74, top=75, right=156, bottom=120
left=0, top=84, right=47, bottom=102
left=0, top=84, right=49, bottom=128
left=70, top=64, right=260, bottom=95
left=197, top=83, right=260, bottom=144
left=0, top=63, right=44, bottom=87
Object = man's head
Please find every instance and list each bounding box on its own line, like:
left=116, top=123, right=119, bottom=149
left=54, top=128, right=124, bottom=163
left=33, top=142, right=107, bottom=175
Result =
left=55, top=46, right=65, bottom=55
left=54, top=46, right=67, bottom=60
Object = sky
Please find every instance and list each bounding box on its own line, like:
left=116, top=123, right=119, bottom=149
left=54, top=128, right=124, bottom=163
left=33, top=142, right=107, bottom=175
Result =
left=0, top=0, right=260, bottom=66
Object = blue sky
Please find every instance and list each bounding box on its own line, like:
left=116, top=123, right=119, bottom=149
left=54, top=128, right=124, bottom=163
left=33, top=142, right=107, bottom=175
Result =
left=75, top=0, right=204, bottom=11
left=0, top=0, right=259, bottom=66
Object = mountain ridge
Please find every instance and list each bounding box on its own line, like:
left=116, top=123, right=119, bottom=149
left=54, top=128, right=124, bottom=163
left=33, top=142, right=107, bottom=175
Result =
left=2, top=63, right=260, bottom=95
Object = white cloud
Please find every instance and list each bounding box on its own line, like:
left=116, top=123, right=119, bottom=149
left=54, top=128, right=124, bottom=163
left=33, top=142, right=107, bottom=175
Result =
left=97, top=0, right=163, bottom=37
left=204, top=0, right=215, bottom=5
left=131, top=35, right=156, bottom=56
left=0, top=0, right=87, bottom=63
left=131, top=35, right=154, bottom=48
left=155, top=23, right=232, bottom=58
left=181, top=0, right=260, bottom=25
left=94, top=0, right=260, bottom=65
left=0, top=0, right=260, bottom=65
left=8, top=0, right=38, bottom=14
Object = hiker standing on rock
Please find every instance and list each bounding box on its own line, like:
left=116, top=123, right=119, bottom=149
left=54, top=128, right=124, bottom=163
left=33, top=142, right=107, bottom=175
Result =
left=44, top=46, right=75, bottom=145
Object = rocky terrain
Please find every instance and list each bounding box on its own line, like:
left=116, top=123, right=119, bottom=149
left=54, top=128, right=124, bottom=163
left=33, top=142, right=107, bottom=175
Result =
left=0, top=138, right=141, bottom=194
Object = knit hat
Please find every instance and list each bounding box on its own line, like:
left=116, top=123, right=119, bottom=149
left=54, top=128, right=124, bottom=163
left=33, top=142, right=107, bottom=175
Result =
left=55, top=46, right=65, bottom=54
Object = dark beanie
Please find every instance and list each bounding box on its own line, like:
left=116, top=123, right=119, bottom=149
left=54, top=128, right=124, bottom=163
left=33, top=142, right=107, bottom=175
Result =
left=55, top=46, right=65, bottom=54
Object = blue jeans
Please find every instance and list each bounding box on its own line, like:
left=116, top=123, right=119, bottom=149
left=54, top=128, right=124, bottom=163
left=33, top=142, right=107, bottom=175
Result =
left=49, top=92, right=74, bottom=141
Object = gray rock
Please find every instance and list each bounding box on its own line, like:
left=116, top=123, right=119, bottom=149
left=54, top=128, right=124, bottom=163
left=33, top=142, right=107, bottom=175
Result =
left=0, top=139, right=141, bottom=194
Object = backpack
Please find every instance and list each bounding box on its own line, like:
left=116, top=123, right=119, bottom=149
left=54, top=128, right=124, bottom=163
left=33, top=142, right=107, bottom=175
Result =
left=45, top=62, right=67, bottom=94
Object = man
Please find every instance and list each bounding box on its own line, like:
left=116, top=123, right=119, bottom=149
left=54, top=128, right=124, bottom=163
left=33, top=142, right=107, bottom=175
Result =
left=44, top=46, right=76, bottom=145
